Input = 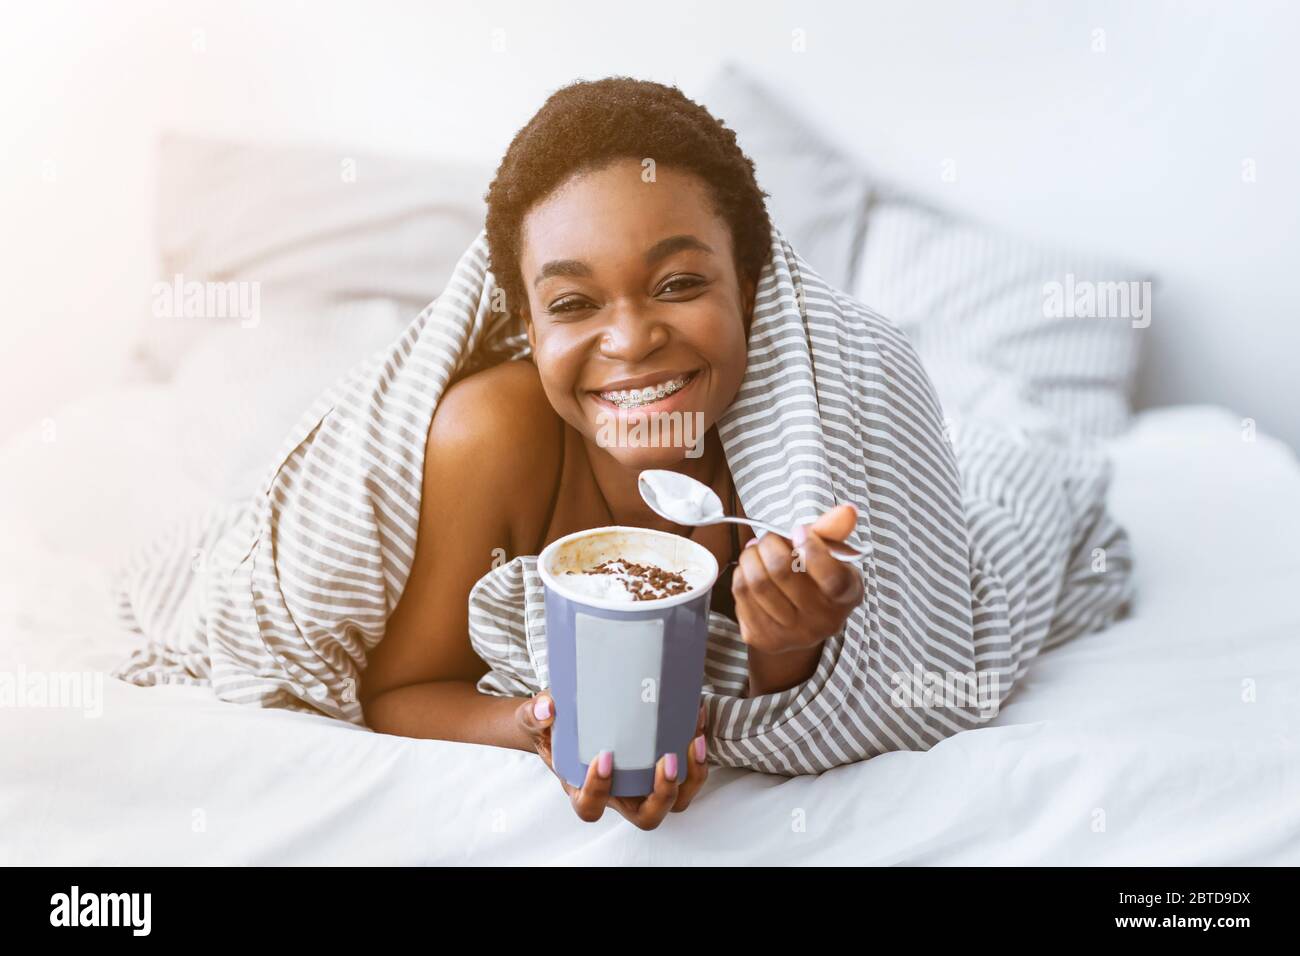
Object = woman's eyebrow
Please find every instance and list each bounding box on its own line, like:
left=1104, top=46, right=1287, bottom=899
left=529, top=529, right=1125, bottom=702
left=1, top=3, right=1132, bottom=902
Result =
left=534, top=259, right=591, bottom=287
left=645, top=234, right=714, bottom=266
left=534, top=235, right=714, bottom=288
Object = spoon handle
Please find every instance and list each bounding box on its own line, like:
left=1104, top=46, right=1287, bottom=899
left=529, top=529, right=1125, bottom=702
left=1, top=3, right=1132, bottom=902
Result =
left=713, top=516, right=867, bottom=563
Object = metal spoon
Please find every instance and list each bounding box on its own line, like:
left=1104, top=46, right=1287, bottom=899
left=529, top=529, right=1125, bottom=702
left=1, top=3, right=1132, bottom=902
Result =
left=637, top=469, right=867, bottom=563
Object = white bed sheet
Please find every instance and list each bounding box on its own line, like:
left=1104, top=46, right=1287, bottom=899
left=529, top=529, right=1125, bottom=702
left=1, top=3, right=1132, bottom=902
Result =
left=2, top=387, right=1297, bottom=865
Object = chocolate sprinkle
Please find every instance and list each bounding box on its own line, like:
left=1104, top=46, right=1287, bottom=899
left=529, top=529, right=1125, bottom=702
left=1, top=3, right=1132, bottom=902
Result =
left=567, top=556, right=692, bottom=601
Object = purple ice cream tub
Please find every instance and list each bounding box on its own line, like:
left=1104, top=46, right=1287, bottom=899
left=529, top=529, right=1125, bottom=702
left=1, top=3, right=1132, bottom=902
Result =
left=538, top=526, right=719, bottom=797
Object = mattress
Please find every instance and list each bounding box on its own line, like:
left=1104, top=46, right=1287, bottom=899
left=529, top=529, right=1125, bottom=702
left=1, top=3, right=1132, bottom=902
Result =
left=1, top=385, right=1297, bottom=864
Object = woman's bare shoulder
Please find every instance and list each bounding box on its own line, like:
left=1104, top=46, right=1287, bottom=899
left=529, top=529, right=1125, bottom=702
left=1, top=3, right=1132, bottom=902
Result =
left=431, top=359, right=559, bottom=453
left=424, top=360, right=564, bottom=550
left=367, top=361, right=563, bottom=698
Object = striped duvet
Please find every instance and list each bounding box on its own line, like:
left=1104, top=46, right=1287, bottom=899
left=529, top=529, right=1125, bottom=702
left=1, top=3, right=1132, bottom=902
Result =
left=112, top=224, right=1134, bottom=775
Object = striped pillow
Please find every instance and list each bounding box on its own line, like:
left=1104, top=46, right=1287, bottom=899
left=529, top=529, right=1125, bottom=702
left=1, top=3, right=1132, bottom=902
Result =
left=852, top=200, right=1151, bottom=437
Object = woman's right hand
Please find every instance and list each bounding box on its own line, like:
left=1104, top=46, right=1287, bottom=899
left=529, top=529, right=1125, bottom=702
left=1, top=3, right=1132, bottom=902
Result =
left=514, top=692, right=709, bottom=830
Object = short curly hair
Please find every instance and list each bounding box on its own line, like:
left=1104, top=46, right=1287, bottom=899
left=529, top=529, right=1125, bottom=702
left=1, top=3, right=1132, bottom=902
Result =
left=484, top=76, right=772, bottom=322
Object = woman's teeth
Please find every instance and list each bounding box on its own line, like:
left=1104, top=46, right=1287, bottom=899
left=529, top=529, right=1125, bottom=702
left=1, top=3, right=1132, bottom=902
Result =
left=599, top=373, right=693, bottom=409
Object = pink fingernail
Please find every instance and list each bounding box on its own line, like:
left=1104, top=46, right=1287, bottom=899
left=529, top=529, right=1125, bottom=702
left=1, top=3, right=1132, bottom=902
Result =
left=596, top=750, right=613, bottom=778
left=745, top=536, right=758, bottom=549
left=693, top=735, right=707, bottom=763
left=792, top=523, right=809, bottom=547
left=533, top=696, right=551, bottom=720
left=664, top=752, right=678, bottom=782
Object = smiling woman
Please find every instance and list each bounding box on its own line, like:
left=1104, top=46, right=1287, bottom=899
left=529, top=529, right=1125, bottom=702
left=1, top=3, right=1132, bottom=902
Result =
left=360, top=77, right=855, bottom=829
left=518, top=163, right=752, bottom=474
left=483, top=76, right=772, bottom=332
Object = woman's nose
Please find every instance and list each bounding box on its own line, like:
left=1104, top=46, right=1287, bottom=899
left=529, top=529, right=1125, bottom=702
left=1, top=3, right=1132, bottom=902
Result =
left=597, top=299, right=668, bottom=360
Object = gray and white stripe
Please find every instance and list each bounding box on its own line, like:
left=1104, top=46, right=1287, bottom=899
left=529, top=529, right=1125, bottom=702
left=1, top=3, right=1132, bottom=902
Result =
left=113, top=225, right=1133, bottom=774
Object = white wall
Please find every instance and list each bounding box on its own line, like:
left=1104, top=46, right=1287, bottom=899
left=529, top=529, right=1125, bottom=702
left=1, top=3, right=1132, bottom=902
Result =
left=3, top=0, right=1297, bottom=447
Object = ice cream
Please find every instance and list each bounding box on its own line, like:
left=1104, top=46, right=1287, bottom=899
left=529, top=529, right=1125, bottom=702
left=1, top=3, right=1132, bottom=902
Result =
left=562, top=557, right=697, bottom=602
left=543, top=526, right=717, bottom=607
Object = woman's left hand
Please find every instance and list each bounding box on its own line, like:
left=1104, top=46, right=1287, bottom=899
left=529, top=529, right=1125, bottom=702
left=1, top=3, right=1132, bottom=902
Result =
left=732, top=503, right=865, bottom=655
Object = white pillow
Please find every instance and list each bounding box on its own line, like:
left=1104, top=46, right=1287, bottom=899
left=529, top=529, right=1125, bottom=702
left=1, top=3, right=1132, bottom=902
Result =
left=128, top=132, right=490, bottom=381
left=853, top=200, right=1152, bottom=437
left=700, top=63, right=875, bottom=292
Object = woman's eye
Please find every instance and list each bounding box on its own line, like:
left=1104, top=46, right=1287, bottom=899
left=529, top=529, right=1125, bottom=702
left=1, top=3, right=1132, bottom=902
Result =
left=659, top=276, right=705, bottom=296
left=547, top=277, right=704, bottom=314
left=547, top=297, right=592, bottom=314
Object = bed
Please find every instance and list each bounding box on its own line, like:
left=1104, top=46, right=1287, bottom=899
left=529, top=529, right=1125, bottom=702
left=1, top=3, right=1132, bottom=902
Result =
left=5, top=62, right=1298, bottom=865
left=3, top=379, right=1297, bottom=865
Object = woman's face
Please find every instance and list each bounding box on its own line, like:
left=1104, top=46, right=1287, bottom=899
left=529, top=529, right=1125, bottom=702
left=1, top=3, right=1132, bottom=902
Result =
left=518, top=158, right=755, bottom=470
